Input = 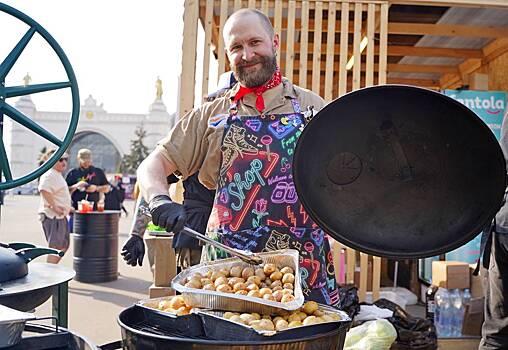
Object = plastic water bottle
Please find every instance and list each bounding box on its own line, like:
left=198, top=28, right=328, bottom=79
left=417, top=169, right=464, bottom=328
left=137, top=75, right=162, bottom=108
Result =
left=463, top=288, right=471, bottom=306
left=435, top=288, right=452, bottom=337
left=450, top=289, right=464, bottom=337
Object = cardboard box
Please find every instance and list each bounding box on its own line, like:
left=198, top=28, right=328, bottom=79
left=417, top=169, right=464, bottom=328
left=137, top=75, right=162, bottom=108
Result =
left=469, top=264, right=486, bottom=298
left=462, top=297, right=485, bottom=336
left=432, top=261, right=470, bottom=289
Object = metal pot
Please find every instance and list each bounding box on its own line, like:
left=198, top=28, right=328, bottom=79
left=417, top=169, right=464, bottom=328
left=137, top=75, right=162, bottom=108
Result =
left=0, top=305, right=34, bottom=348
left=0, top=242, right=64, bottom=283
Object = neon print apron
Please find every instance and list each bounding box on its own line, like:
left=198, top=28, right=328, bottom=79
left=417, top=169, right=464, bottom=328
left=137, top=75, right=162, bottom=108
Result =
left=205, top=97, right=339, bottom=307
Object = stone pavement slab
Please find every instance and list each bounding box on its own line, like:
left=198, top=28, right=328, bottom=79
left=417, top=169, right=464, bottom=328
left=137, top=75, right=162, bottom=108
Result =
left=0, top=195, right=153, bottom=345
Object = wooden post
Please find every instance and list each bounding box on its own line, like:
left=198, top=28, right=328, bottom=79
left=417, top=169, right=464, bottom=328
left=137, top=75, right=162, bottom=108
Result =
left=311, top=1, right=323, bottom=94
left=324, top=1, right=336, bottom=102
left=148, top=236, right=177, bottom=298
left=298, top=0, right=310, bottom=88
left=338, top=2, right=349, bottom=96
left=178, top=0, right=199, bottom=117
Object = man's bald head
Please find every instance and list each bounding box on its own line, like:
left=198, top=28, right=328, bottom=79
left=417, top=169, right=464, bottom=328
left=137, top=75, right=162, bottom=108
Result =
left=223, top=9, right=274, bottom=41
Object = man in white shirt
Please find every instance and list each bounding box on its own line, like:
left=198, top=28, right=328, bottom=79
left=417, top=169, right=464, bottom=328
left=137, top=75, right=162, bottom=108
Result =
left=38, top=150, right=74, bottom=263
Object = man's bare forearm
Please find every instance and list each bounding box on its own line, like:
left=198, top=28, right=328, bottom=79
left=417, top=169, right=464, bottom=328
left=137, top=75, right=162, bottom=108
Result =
left=137, top=149, right=177, bottom=203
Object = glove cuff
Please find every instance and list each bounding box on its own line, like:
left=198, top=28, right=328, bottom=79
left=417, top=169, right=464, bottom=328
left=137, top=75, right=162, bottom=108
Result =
left=149, top=194, right=172, bottom=211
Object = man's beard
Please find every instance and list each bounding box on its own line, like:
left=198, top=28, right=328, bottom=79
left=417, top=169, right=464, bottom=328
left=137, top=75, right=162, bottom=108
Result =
left=233, top=53, right=277, bottom=88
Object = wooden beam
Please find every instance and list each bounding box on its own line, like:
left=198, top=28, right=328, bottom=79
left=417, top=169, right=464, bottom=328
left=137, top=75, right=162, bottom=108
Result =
left=389, top=0, right=508, bottom=9
left=389, top=22, right=508, bottom=38
left=179, top=0, right=199, bottom=116
left=201, top=0, right=214, bottom=99
left=338, top=2, right=349, bottom=97
left=284, top=44, right=483, bottom=59
left=378, top=2, right=388, bottom=85
left=298, top=0, right=310, bottom=89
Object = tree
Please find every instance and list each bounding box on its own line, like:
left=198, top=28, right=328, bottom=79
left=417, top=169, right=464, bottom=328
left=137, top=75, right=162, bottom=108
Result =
left=119, top=124, right=149, bottom=174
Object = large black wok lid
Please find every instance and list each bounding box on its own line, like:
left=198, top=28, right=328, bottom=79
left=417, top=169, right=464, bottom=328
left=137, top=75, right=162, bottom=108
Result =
left=293, top=85, right=506, bottom=258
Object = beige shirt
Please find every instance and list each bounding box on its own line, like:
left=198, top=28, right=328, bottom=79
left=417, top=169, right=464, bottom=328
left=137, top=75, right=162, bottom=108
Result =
left=157, top=78, right=325, bottom=189
left=38, top=169, right=72, bottom=219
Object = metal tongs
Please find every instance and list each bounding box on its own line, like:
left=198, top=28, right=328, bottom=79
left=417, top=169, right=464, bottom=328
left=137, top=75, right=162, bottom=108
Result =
left=139, top=206, right=263, bottom=265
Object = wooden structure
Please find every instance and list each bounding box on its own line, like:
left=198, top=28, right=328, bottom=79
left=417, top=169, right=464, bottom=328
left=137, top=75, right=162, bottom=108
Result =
left=173, top=0, right=508, bottom=301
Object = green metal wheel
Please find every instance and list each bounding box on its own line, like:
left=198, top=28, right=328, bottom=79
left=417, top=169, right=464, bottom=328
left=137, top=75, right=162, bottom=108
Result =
left=0, top=3, right=79, bottom=190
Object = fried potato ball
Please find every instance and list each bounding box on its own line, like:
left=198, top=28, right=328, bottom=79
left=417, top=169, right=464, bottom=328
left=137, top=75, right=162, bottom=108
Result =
left=247, top=290, right=262, bottom=298
left=288, top=320, right=303, bottom=328
left=275, top=319, right=289, bottom=331
left=228, top=277, right=245, bottom=286
left=254, top=268, right=266, bottom=280
left=302, top=301, right=319, bottom=315
left=302, top=316, right=319, bottom=326
left=202, top=283, right=216, bottom=291
left=214, top=276, right=229, bottom=287
left=246, top=283, right=259, bottom=291
left=246, top=276, right=262, bottom=286
left=281, top=294, right=296, bottom=303
left=280, top=266, right=294, bottom=275
left=259, top=288, right=272, bottom=297
left=272, top=290, right=284, bottom=302
left=263, top=263, right=276, bottom=275
left=216, top=284, right=233, bottom=293
left=229, top=265, right=243, bottom=278
left=233, top=282, right=248, bottom=292
left=263, top=293, right=275, bottom=301
left=235, top=290, right=248, bottom=296
left=283, top=283, right=294, bottom=290
left=270, top=271, right=283, bottom=281
left=282, top=273, right=295, bottom=284
left=241, top=267, right=254, bottom=279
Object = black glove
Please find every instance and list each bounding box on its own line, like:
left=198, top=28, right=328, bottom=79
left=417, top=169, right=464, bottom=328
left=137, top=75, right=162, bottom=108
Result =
left=149, top=194, right=186, bottom=234
left=121, top=235, right=145, bottom=266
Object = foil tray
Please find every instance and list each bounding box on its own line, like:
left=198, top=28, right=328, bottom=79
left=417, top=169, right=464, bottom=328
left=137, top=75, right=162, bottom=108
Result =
left=196, top=304, right=351, bottom=341
left=136, top=296, right=204, bottom=337
left=172, top=249, right=304, bottom=314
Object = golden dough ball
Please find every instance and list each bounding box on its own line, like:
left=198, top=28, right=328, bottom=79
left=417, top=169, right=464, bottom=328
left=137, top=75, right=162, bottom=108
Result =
left=302, top=316, right=319, bottom=326
left=263, top=293, right=275, bottom=301
left=281, top=288, right=293, bottom=295
left=272, top=316, right=284, bottom=324
left=216, top=284, right=233, bottom=293
left=282, top=273, right=295, bottom=284
left=229, top=315, right=246, bottom=324
left=202, top=283, right=216, bottom=291
left=273, top=290, right=284, bottom=302
left=184, top=280, right=201, bottom=289
left=259, top=288, right=272, bottom=297
left=219, top=268, right=230, bottom=278
left=275, top=319, right=289, bottom=331
left=263, top=263, right=276, bottom=275
left=233, top=282, right=248, bottom=292
left=302, top=301, right=319, bottom=315
left=201, top=278, right=213, bottom=286
left=224, top=312, right=237, bottom=319
left=246, top=275, right=262, bottom=286
left=288, top=313, right=301, bottom=323
left=283, top=283, right=294, bottom=290
left=241, top=267, right=255, bottom=279
left=251, top=313, right=261, bottom=320
left=235, top=290, right=248, bottom=296
left=281, top=294, right=296, bottom=303
left=211, top=271, right=225, bottom=281
left=262, top=314, right=271, bottom=320
left=313, top=309, right=325, bottom=317
left=229, top=265, right=243, bottom=278
left=270, top=280, right=282, bottom=289
left=246, top=283, right=259, bottom=291
left=192, top=272, right=203, bottom=279
left=264, top=278, right=273, bottom=286
left=297, top=311, right=308, bottom=321
left=169, top=296, right=186, bottom=309
left=240, top=313, right=256, bottom=324
left=176, top=306, right=190, bottom=316
left=270, top=271, right=283, bottom=281
left=280, top=266, right=294, bottom=275
left=214, top=276, right=229, bottom=287
left=250, top=319, right=275, bottom=331
left=254, top=268, right=266, bottom=280
left=188, top=277, right=202, bottom=287
left=260, top=283, right=268, bottom=289
left=247, top=290, right=262, bottom=298
left=228, top=277, right=245, bottom=286
left=288, top=320, right=303, bottom=328
left=158, top=300, right=172, bottom=310
left=272, top=286, right=283, bottom=292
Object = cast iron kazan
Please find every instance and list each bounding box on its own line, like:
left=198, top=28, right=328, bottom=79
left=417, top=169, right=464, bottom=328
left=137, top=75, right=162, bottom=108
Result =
left=293, top=85, right=506, bottom=259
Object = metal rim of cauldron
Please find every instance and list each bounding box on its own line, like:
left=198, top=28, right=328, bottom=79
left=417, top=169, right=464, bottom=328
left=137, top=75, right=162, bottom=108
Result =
left=118, top=305, right=350, bottom=347
left=293, top=84, right=507, bottom=259
left=14, top=323, right=100, bottom=350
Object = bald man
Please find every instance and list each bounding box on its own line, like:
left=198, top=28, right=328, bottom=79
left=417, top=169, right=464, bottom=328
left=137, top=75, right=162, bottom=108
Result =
left=138, top=9, right=340, bottom=306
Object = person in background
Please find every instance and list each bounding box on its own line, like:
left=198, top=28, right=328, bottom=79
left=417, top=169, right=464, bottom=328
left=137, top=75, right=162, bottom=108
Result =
left=37, top=150, right=72, bottom=264
left=479, top=111, right=508, bottom=350
left=105, top=175, right=126, bottom=212
left=66, top=148, right=109, bottom=209
left=122, top=173, right=214, bottom=273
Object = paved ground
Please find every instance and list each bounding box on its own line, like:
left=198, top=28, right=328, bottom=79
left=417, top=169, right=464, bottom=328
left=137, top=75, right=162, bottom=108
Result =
left=0, top=195, right=152, bottom=346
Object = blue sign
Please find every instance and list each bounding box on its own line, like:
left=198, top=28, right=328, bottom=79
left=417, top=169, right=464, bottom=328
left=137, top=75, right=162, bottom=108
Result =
left=444, top=90, right=506, bottom=140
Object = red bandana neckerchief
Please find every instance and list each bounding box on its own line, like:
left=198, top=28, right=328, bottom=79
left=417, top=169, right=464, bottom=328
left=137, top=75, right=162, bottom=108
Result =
left=233, top=68, right=282, bottom=112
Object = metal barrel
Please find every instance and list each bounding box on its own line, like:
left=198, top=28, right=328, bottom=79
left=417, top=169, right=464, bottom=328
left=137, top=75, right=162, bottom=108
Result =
left=72, top=211, right=120, bottom=283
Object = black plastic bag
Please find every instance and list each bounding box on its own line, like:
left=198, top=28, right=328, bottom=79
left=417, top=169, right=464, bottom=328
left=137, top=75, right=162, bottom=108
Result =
left=337, top=284, right=360, bottom=318
left=374, top=298, right=437, bottom=350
